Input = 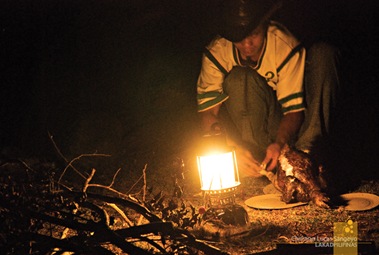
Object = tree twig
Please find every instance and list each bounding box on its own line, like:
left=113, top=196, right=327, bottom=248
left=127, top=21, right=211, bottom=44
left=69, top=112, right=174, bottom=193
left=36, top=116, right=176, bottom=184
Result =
left=84, top=168, right=138, bottom=201
left=58, top=153, right=110, bottom=184
left=106, top=203, right=134, bottom=227
left=83, top=168, right=96, bottom=193
left=48, top=131, right=69, bottom=163
left=142, top=164, right=147, bottom=203
left=49, top=132, right=111, bottom=184
left=126, top=173, right=144, bottom=194
left=109, top=168, right=122, bottom=187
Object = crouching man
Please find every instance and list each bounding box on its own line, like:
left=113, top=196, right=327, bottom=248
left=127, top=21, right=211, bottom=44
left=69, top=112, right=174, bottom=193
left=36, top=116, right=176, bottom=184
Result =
left=197, top=0, right=340, bottom=177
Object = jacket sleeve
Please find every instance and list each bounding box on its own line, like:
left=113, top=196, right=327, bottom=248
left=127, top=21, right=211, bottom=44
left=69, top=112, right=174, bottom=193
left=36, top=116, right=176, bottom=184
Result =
left=196, top=38, right=235, bottom=112
left=276, top=45, right=306, bottom=114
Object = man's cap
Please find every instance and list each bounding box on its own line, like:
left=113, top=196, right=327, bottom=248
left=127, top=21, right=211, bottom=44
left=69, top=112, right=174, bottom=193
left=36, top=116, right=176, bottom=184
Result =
left=220, top=0, right=281, bottom=42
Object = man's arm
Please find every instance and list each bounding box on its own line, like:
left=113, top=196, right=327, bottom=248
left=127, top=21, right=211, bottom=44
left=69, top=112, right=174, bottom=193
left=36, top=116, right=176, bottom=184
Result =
left=262, top=111, right=304, bottom=171
left=199, top=104, right=221, bottom=133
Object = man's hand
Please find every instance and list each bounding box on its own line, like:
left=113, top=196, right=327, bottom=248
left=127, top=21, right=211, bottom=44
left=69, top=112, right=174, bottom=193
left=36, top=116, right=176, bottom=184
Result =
left=261, top=143, right=281, bottom=171
left=262, top=111, right=304, bottom=171
left=199, top=105, right=221, bottom=133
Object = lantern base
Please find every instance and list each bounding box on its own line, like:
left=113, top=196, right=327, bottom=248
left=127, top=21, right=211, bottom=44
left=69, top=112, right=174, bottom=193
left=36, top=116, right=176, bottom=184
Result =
left=202, top=204, right=249, bottom=226
left=202, top=186, right=239, bottom=208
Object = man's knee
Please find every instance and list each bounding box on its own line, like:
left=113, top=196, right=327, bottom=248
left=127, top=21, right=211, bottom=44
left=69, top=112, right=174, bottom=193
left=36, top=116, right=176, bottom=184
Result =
left=307, top=42, right=340, bottom=66
left=224, top=67, right=266, bottom=93
left=224, top=67, right=252, bottom=92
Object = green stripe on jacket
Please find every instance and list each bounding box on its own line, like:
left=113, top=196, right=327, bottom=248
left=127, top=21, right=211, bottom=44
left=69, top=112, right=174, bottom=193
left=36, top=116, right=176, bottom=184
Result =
left=197, top=93, right=229, bottom=112
left=282, top=103, right=305, bottom=114
left=278, top=92, right=304, bottom=105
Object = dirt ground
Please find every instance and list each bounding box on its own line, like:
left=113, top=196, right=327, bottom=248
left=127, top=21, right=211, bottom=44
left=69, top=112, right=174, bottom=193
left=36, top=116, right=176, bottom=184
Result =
left=143, top=151, right=379, bottom=254
left=2, top=152, right=377, bottom=254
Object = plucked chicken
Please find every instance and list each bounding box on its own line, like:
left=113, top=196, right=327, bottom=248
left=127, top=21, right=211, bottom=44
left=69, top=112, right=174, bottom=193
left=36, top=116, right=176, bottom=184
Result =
left=262, top=145, right=330, bottom=208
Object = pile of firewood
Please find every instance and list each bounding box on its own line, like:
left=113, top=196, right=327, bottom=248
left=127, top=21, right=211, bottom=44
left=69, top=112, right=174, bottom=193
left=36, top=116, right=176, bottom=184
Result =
left=0, top=156, right=228, bottom=255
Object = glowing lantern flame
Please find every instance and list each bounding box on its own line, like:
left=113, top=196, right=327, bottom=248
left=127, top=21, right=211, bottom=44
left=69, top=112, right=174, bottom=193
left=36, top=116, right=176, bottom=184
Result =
left=197, top=150, right=240, bottom=191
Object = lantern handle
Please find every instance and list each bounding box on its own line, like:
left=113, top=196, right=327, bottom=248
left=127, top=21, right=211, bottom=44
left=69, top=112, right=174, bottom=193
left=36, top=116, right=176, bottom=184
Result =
left=209, top=122, right=224, bottom=136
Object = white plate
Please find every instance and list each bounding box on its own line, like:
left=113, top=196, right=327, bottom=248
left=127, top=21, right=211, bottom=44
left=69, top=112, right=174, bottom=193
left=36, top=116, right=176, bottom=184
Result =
left=340, top=193, right=379, bottom=211
left=245, top=194, right=307, bottom=209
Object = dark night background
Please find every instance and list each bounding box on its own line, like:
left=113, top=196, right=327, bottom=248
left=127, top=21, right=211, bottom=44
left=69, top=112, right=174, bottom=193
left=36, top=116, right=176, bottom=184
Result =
left=1, top=0, right=378, bottom=181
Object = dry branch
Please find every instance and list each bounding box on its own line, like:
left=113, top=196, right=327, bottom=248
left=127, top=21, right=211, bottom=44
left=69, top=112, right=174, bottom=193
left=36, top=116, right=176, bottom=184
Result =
left=106, top=202, right=134, bottom=227
left=1, top=140, right=231, bottom=254
left=58, top=153, right=111, bottom=184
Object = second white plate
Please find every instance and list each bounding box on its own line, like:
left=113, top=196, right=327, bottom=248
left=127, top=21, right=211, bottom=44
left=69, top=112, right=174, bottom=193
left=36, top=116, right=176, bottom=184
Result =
left=340, top=193, right=379, bottom=211
left=245, top=194, right=307, bottom=209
